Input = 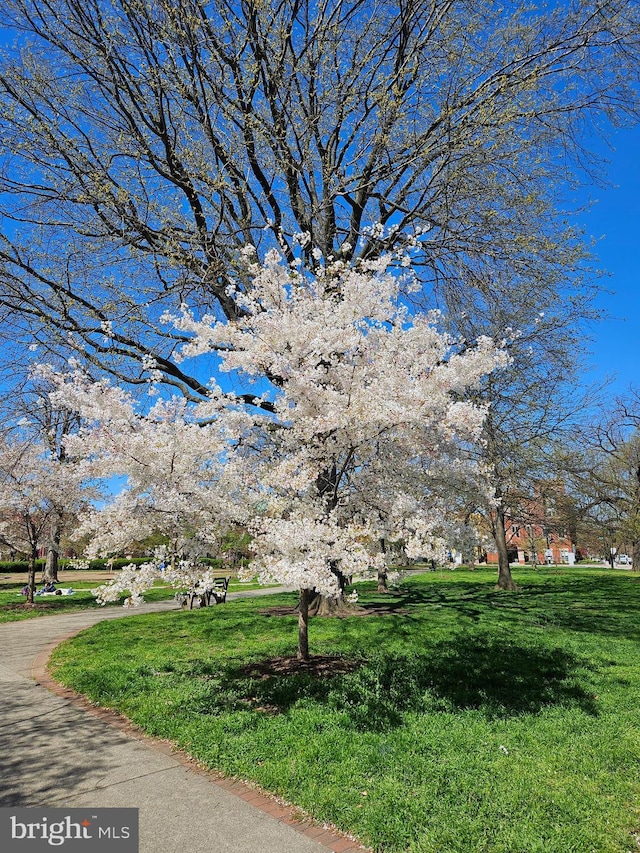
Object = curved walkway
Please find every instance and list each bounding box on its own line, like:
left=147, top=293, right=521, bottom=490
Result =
left=0, top=591, right=368, bottom=853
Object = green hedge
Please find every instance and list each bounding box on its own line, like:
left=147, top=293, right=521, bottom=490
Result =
left=0, top=557, right=149, bottom=572
left=0, top=560, right=47, bottom=572
left=0, top=556, right=230, bottom=572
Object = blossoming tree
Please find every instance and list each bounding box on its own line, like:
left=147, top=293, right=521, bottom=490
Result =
left=54, top=251, right=507, bottom=658
left=51, top=372, right=256, bottom=605
left=0, top=437, right=94, bottom=602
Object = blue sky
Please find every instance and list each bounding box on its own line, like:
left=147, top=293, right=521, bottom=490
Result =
left=0, top=12, right=636, bottom=403
left=577, top=125, right=640, bottom=397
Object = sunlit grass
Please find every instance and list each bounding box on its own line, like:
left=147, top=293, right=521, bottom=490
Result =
left=49, top=566, right=640, bottom=852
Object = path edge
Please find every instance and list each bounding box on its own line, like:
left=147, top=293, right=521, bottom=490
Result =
left=32, top=627, right=371, bottom=853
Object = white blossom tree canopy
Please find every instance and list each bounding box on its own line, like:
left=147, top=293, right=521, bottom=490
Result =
left=0, top=435, right=95, bottom=600
left=52, top=252, right=509, bottom=608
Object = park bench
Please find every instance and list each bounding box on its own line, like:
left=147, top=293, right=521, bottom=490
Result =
left=175, top=576, right=230, bottom=610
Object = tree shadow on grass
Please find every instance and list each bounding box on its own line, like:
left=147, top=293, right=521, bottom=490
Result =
left=326, top=635, right=598, bottom=730
left=381, top=575, right=640, bottom=640
left=361, top=582, right=497, bottom=623
left=189, top=632, right=598, bottom=731
left=507, top=575, right=640, bottom=639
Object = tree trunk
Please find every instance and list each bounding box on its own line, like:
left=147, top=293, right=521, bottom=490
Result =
left=377, top=539, right=389, bottom=591
left=310, top=465, right=351, bottom=614
left=42, top=518, right=62, bottom=582
left=633, top=540, right=640, bottom=572
left=494, top=507, right=517, bottom=590
left=307, top=592, right=353, bottom=617
left=26, top=547, right=37, bottom=604
left=307, top=560, right=354, bottom=616
left=298, top=588, right=311, bottom=661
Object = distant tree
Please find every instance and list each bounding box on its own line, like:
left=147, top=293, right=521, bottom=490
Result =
left=0, top=437, right=91, bottom=601
left=456, top=317, right=593, bottom=588
left=0, top=369, right=83, bottom=580
left=568, top=394, right=640, bottom=570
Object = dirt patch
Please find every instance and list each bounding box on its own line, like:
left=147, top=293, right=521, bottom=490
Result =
left=258, top=606, right=298, bottom=617
left=240, top=654, right=362, bottom=678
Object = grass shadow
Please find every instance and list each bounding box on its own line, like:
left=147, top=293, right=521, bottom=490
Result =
left=181, top=631, right=597, bottom=731
left=387, top=574, right=640, bottom=640
left=327, top=635, right=598, bottom=730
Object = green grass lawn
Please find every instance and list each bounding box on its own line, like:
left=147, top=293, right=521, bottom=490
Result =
left=49, top=566, right=640, bottom=852
left=0, top=577, right=270, bottom=622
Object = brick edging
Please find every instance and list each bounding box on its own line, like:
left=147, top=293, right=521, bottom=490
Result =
left=31, top=628, right=371, bottom=853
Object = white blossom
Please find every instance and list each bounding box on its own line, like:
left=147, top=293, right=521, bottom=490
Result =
left=51, top=252, right=507, bottom=605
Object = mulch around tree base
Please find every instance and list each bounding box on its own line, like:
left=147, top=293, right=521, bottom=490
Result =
left=240, top=654, right=362, bottom=678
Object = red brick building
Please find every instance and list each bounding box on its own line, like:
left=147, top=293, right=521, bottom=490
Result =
left=485, top=483, right=577, bottom=565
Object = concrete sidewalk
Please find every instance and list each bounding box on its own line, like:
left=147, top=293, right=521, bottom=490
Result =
left=0, top=593, right=367, bottom=853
